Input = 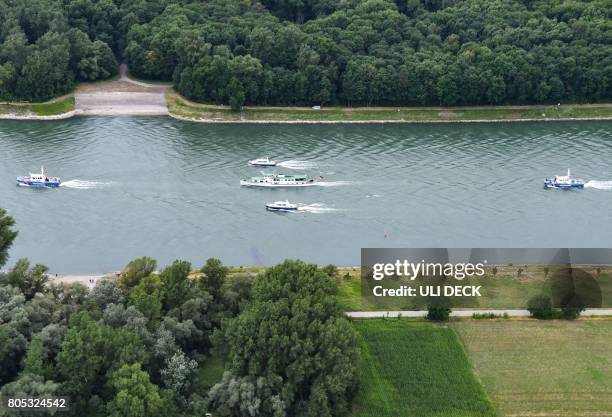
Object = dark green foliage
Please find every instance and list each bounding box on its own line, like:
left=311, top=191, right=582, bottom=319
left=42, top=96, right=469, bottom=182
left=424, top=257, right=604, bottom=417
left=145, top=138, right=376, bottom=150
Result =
left=321, top=264, right=338, bottom=278
left=227, top=78, right=245, bottom=111
left=168, top=0, right=611, bottom=106
left=128, top=274, right=163, bottom=326
left=527, top=294, right=555, bottom=319
left=160, top=260, right=192, bottom=311
left=427, top=305, right=451, bottom=321
left=106, top=363, right=164, bottom=417
left=57, top=311, right=148, bottom=406
left=560, top=305, right=585, bottom=320
left=0, top=237, right=250, bottom=417
left=427, top=281, right=452, bottom=321
left=0, top=373, right=59, bottom=412
left=221, top=273, right=254, bottom=315
left=0, top=324, right=27, bottom=384
left=528, top=292, right=587, bottom=320
left=0, top=0, right=117, bottom=101
left=0, top=208, right=17, bottom=268
left=200, top=258, right=228, bottom=299
left=22, top=335, right=55, bottom=381
left=68, top=29, right=118, bottom=81
left=2, top=0, right=611, bottom=105
left=211, top=260, right=359, bottom=417
left=118, top=256, right=157, bottom=292
left=3, top=259, right=49, bottom=300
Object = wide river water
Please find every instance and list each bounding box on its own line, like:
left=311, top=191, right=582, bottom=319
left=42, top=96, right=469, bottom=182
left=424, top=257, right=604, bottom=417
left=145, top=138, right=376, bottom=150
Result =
left=1, top=117, right=611, bottom=273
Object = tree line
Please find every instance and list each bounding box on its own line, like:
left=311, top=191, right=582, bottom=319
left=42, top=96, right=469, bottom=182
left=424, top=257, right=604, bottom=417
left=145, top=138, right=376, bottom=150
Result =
left=1, top=0, right=611, bottom=106
left=0, top=208, right=358, bottom=417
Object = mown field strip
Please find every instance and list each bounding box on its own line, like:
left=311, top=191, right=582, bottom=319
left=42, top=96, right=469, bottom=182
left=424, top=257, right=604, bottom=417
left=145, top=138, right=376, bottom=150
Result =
left=454, top=321, right=612, bottom=417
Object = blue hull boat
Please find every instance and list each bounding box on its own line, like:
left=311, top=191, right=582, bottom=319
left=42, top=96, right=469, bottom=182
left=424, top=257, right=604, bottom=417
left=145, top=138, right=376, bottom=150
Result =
left=543, top=180, right=584, bottom=189
left=544, top=169, right=584, bottom=189
left=17, top=167, right=61, bottom=188
left=266, top=201, right=299, bottom=212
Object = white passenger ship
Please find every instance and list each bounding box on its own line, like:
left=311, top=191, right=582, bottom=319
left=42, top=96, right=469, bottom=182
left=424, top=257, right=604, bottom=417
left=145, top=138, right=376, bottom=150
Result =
left=240, top=173, right=321, bottom=187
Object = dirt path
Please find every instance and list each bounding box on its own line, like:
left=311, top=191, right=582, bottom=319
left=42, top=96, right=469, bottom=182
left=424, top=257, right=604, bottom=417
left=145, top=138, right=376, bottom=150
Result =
left=75, top=64, right=169, bottom=116
left=346, top=309, right=612, bottom=318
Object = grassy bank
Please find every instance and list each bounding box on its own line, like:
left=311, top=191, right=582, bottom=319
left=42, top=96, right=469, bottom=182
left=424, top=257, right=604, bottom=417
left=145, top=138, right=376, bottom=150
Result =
left=454, top=320, right=612, bottom=417
left=0, top=95, right=75, bottom=117
left=337, top=265, right=612, bottom=311
left=353, top=320, right=495, bottom=417
left=168, top=92, right=612, bottom=123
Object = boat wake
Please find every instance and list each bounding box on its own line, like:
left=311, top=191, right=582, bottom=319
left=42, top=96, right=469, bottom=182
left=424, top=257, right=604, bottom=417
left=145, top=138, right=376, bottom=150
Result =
left=297, top=203, right=340, bottom=213
left=277, top=160, right=316, bottom=170
left=60, top=179, right=111, bottom=189
left=315, top=181, right=351, bottom=187
left=585, top=180, right=612, bottom=190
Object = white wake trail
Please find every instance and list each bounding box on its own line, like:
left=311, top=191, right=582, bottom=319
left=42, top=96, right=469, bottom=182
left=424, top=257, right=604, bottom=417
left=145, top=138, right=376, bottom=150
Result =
left=585, top=180, right=612, bottom=190
left=60, top=180, right=111, bottom=189
left=297, top=203, right=341, bottom=213
left=315, top=181, right=351, bottom=187
left=277, top=160, right=317, bottom=170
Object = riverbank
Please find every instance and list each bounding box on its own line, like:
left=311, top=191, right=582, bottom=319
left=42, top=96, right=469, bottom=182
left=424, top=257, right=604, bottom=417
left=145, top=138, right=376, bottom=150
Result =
left=47, top=273, right=612, bottom=317
left=168, top=92, right=612, bottom=123
left=0, top=95, right=75, bottom=119
left=74, top=64, right=168, bottom=116
left=2, top=85, right=611, bottom=122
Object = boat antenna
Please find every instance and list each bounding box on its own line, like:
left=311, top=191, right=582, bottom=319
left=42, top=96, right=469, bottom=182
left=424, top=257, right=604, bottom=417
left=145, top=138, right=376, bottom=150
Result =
left=568, top=168, right=571, bottom=176
left=41, top=166, right=44, bottom=175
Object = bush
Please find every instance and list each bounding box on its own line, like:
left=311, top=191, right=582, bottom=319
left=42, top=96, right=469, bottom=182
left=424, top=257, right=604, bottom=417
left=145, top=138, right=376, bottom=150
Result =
left=528, top=293, right=586, bottom=320
left=321, top=264, right=338, bottom=278
left=427, top=306, right=451, bottom=322
left=560, top=305, right=585, bottom=320
left=527, top=294, right=555, bottom=319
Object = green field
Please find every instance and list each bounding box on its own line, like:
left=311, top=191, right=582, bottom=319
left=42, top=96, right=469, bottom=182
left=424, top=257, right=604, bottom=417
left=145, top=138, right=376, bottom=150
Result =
left=167, top=93, right=612, bottom=123
left=454, top=320, right=612, bottom=417
left=0, top=95, right=74, bottom=116
left=353, top=320, right=495, bottom=417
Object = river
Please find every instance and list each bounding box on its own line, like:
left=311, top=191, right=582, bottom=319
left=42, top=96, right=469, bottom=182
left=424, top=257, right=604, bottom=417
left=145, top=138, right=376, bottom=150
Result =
left=1, top=117, right=611, bottom=272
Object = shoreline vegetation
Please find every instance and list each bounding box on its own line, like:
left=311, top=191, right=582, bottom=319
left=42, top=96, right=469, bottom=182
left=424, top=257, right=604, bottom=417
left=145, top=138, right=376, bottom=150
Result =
left=167, top=92, right=612, bottom=123
left=2, top=88, right=611, bottom=123
left=50, top=265, right=612, bottom=316
left=0, top=95, right=75, bottom=119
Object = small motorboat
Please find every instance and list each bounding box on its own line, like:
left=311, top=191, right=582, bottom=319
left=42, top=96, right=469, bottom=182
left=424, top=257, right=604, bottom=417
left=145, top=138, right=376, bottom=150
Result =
left=248, top=157, right=277, bottom=167
left=544, top=169, right=584, bottom=189
left=241, top=173, right=322, bottom=187
left=266, top=200, right=299, bottom=212
left=16, top=167, right=61, bottom=188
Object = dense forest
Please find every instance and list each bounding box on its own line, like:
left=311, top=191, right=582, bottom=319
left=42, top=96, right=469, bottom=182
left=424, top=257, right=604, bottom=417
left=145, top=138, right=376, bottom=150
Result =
left=0, top=208, right=358, bottom=417
left=1, top=0, right=611, bottom=106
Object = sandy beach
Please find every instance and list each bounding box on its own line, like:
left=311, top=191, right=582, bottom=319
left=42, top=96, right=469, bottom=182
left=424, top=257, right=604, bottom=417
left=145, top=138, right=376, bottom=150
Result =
left=49, top=273, right=118, bottom=289
left=74, top=64, right=168, bottom=116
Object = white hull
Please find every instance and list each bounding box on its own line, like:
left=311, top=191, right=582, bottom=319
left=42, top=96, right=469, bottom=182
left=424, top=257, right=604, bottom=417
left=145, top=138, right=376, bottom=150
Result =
left=240, top=180, right=317, bottom=187
left=248, top=162, right=277, bottom=167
